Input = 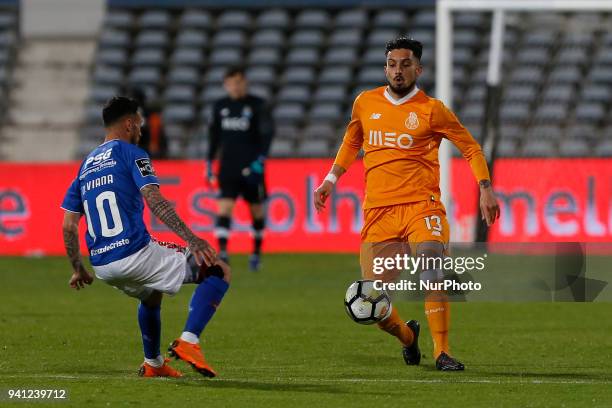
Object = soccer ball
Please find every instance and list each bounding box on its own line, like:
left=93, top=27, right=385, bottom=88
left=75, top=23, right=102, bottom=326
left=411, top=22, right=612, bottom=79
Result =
left=344, top=280, right=392, bottom=325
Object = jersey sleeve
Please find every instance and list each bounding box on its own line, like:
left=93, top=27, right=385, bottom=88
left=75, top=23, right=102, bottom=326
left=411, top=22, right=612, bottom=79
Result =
left=60, top=178, right=84, bottom=214
left=126, top=145, right=160, bottom=190
left=430, top=99, right=490, bottom=182
left=333, top=93, right=364, bottom=171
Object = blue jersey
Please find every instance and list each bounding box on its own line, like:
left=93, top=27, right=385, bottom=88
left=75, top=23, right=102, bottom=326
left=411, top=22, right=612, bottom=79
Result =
left=61, top=139, right=159, bottom=266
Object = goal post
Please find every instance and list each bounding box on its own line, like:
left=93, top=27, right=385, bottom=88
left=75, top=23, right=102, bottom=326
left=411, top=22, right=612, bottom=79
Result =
left=435, top=0, right=612, bottom=241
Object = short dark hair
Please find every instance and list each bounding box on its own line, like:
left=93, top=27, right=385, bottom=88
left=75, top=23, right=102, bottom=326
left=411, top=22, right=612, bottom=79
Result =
left=102, top=96, right=139, bottom=127
left=224, top=65, right=246, bottom=79
left=385, top=36, right=423, bottom=60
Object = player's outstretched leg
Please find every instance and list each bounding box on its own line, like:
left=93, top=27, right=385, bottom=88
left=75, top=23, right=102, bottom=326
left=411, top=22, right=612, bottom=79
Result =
left=169, top=263, right=231, bottom=378
left=377, top=308, right=420, bottom=365
left=137, top=291, right=182, bottom=377
left=249, top=218, right=265, bottom=272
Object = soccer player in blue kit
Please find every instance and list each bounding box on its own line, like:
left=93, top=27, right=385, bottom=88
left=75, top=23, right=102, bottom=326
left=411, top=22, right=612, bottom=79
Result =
left=61, top=97, right=230, bottom=378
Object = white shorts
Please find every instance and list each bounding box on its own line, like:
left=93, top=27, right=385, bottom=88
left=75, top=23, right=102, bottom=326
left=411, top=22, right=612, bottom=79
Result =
left=93, top=240, right=187, bottom=301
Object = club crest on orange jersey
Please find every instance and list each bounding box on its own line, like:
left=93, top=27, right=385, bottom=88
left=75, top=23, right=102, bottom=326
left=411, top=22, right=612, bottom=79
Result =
left=405, top=112, right=419, bottom=130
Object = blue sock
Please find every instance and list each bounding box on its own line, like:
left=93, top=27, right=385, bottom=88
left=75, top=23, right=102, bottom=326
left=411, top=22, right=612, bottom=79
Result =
left=184, top=276, right=229, bottom=337
left=138, top=303, right=161, bottom=359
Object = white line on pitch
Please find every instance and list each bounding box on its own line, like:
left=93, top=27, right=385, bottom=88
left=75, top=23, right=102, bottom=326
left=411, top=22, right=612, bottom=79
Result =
left=0, top=374, right=609, bottom=385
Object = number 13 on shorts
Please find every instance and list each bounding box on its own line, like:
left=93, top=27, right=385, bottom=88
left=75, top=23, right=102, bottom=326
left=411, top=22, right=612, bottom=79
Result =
left=424, top=215, right=442, bottom=237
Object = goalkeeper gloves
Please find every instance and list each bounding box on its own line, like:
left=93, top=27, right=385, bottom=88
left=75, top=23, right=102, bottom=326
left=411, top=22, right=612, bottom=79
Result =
left=242, top=155, right=265, bottom=185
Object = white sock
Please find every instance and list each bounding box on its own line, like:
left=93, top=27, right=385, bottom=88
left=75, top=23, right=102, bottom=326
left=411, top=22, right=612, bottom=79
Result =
left=180, top=331, right=199, bottom=344
left=145, top=355, right=164, bottom=368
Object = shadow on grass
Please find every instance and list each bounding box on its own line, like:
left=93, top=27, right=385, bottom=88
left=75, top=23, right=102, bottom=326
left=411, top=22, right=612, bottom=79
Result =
left=345, top=353, right=422, bottom=365
left=482, top=371, right=612, bottom=382
left=176, top=378, right=348, bottom=394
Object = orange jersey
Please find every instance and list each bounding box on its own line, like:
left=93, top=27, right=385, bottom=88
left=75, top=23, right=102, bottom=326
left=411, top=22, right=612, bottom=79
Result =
left=334, top=86, right=490, bottom=209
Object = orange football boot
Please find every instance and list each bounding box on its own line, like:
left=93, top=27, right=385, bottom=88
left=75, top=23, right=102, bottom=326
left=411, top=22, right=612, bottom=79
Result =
left=138, top=358, right=183, bottom=378
left=168, top=339, right=217, bottom=378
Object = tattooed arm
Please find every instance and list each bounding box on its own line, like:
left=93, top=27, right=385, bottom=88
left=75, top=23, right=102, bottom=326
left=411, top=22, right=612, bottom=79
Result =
left=141, top=184, right=217, bottom=266
left=62, top=211, right=93, bottom=290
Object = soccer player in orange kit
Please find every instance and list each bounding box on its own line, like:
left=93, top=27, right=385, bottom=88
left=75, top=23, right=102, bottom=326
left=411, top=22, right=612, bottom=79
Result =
left=314, top=37, right=500, bottom=371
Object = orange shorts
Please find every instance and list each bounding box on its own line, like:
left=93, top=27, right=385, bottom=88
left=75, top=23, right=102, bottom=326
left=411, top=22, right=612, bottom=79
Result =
left=360, top=199, right=449, bottom=279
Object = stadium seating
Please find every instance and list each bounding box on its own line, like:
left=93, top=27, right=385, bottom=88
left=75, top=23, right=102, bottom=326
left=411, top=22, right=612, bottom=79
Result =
left=81, top=5, right=612, bottom=158
left=0, top=3, right=18, bottom=131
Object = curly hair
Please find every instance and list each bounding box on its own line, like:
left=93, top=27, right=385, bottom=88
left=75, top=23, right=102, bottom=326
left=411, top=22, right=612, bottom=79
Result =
left=385, top=36, right=423, bottom=60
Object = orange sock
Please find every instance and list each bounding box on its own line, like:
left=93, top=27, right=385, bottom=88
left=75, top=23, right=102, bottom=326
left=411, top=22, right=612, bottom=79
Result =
left=424, top=291, right=450, bottom=359
left=377, top=307, right=414, bottom=347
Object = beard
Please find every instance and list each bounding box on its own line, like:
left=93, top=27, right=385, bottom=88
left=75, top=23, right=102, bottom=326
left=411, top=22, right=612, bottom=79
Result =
left=386, top=78, right=416, bottom=97
left=129, top=127, right=141, bottom=145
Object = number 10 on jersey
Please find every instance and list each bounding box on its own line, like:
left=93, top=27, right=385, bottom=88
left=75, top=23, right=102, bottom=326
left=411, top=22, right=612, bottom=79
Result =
left=83, top=191, right=124, bottom=240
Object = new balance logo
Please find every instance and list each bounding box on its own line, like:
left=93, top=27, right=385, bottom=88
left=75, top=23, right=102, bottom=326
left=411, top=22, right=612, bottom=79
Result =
left=370, top=113, right=382, bottom=119
left=368, top=130, right=414, bottom=149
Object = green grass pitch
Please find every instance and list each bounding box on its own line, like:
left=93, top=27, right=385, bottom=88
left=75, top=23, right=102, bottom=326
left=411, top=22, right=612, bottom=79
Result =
left=0, top=255, right=611, bottom=407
